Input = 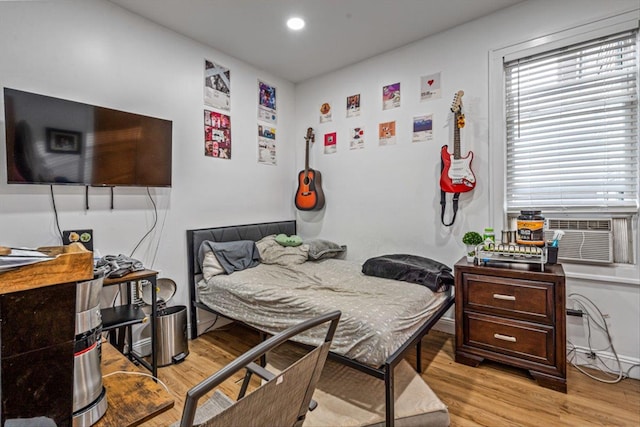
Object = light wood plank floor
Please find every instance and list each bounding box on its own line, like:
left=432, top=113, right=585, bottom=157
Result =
left=139, top=324, right=639, bottom=427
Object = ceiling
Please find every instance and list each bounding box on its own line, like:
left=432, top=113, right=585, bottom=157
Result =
left=108, top=0, right=524, bottom=83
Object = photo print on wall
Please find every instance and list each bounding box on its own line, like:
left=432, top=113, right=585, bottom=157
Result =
left=324, top=132, right=337, bottom=154
left=258, top=124, right=277, bottom=166
left=382, top=82, right=401, bottom=110
left=379, top=121, right=396, bottom=145
left=320, top=102, right=332, bottom=123
left=258, top=80, right=277, bottom=124
left=350, top=127, right=364, bottom=150
left=420, top=72, right=441, bottom=101
left=412, top=114, right=433, bottom=142
left=204, top=59, right=231, bottom=111
left=346, top=94, right=361, bottom=118
left=204, top=109, right=231, bottom=159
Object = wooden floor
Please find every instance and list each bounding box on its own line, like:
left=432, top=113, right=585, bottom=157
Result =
left=138, top=324, right=639, bottom=427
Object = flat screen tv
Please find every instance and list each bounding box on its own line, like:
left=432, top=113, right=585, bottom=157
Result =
left=3, top=88, right=172, bottom=187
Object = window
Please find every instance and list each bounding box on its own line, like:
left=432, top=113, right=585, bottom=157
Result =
left=490, top=14, right=639, bottom=266
left=504, top=30, right=638, bottom=213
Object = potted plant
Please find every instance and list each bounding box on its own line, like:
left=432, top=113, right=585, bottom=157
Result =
left=462, top=231, right=483, bottom=262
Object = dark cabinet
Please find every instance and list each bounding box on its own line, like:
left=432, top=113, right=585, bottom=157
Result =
left=454, top=257, right=567, bottom=392
left=0, top=244, right=93, bottom=426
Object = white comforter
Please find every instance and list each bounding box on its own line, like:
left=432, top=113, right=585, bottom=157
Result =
left=197, top=258, right=449, bottom=367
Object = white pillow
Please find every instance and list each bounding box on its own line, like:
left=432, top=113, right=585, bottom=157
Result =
left=256, top=235, right=309, bottom=266
left=202, top=251, right=225, bottom=281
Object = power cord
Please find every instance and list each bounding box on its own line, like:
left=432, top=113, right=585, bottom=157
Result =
left=102, top=370, right=170, bottom=394
left=150, top=193, right=170, bottom=270
left=566, top=292, right=625, bottom=383
left=50, top=185, right=63, bottom=243
left=129, top=187, right=158, bottom=259
left=625, top=363, right=640, bottom=378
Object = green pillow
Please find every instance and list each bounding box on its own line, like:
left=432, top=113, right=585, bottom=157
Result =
left=275, top=234, right=303, bottom=247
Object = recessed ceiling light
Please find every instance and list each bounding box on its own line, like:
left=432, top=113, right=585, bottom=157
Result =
left=287, top=17, right=305, bottom=31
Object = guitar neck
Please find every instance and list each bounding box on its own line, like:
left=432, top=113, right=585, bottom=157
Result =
left=304, top=137, right=310, bottom=173
left=453, top=113, right=461, bottom=160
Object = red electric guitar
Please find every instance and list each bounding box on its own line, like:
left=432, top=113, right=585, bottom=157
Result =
left=295, top=127, right=325, bottom=211
left=440, top=90, right=476, bottom=193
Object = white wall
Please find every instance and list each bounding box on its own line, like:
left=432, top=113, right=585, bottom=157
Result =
left=295, top=0, right=640, bottom=378
left=0, top=0, right=296, bottom=329
left=1, top=0, right=638, bottom=379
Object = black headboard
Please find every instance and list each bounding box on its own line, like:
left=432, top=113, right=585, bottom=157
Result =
left=187, top=220, right=296, bottom=276
left=186, top=220, right=296, bottom=337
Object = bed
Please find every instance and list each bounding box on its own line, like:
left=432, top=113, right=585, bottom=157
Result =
left=186, top=220, right=455, bottom=427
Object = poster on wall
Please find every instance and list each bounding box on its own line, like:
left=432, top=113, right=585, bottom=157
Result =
left=204, top=59, right=231, bottom=111
left=350, top=127, right=364, bottom=150
left=382, top=82, right=401, bottom=110
left=378, top=121, right=396, bottom=146
left=320, top=102, right=332, bottom=123
left=204, top=109, right=231, bottom=159
left=324, top=132, right=337, bottom=154
left=258, top=80, right=277, bottom=124
left=257, top=124, right=277, bottom=165
left=412, top=114, right=433, bottom=142
left=346, top=94, right=361, bottom=118
left=420, top=72, right=441, bottom=101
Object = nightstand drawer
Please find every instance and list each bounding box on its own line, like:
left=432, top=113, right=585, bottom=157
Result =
left=463, top=273, right=553, bottom=323
left=465, top=312, right=555, bottom=366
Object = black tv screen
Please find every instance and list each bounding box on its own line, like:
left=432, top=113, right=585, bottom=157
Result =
left=3, top=88, right=172, bottom=187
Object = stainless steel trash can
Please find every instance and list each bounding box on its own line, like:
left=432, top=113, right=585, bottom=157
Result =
left=155, top=305, right=189, bottom=367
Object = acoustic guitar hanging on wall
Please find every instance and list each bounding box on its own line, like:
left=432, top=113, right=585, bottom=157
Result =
left=440, top=90, right=475, bottom=226
left=295, top=127, right=325, bottom=211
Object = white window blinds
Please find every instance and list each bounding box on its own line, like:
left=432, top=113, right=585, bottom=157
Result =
left=504, top=30, right=639, bottom=213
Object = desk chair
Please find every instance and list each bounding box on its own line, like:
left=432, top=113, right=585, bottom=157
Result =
left=176, top=310, right=341, bottom=427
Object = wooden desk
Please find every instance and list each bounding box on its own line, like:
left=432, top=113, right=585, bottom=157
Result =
left=96, top=342, right=174, bottom=427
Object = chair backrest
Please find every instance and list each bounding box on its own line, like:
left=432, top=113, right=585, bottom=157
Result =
left=179, top=310, right=341, bottom=427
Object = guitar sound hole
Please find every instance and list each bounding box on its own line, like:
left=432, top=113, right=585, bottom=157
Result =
left=303, top=177, right=310, bottom=185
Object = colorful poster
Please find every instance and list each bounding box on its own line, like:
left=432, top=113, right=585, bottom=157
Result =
left=257, top=124, right=276, bottom=165
left=258, top=80, right=277, bottom=124
left=378, top=121, right=396, bottom=146
left=346, top=94, right=361, bottom=118
left=420, top=72, right=441, bottom=101
left=204, top=59, right=231, bottom=111
left=412, top=114, right=433, bottom=142
left=382, top=82, right=401, bottom=110
left=204, top=110, right=231, bottom=159
left=320, top=102, right=332, bottom=123
left=324, top=132, right=337, bottom=154
left=350, top=127, right=364, bottom=150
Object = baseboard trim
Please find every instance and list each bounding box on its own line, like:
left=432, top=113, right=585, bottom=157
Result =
left=432, top=316, right=455, bottom=335
left=131, top=337, right=151, bottom=357
left=569, top=344, right=639, bottom=380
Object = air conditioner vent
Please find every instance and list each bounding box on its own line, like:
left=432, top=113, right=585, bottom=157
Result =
left=545, top=218, right=613, bottom=264
left=547, top=218, right=612, bottom=232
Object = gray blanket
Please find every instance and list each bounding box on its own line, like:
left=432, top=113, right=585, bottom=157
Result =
left=198, top=258, right=450, bottom=367
left=198, top=240, right=260, bottom=274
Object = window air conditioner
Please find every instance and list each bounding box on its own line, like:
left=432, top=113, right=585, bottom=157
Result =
left=544, top=218, right=614, bottom=264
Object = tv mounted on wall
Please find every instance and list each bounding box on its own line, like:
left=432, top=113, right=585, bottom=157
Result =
left=3, top=88, right=172, bottom=187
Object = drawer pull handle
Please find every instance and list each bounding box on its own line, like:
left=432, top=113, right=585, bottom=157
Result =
left=493, top=294, right=516, bottom=301
left=494, top=333, right=517, bottom=343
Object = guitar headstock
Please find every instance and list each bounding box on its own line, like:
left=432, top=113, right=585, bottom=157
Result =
left=450, top=90, right=464, bottom=114
left=305, top=127, right=315, bottom=143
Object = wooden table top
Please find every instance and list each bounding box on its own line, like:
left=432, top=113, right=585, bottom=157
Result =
left=103, top=269, right=159, bottom=286
left=96, top=342, right=174, bottom=427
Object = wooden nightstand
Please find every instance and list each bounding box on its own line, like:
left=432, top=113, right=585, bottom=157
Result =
left=454, top=257, right=567, bottom=392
